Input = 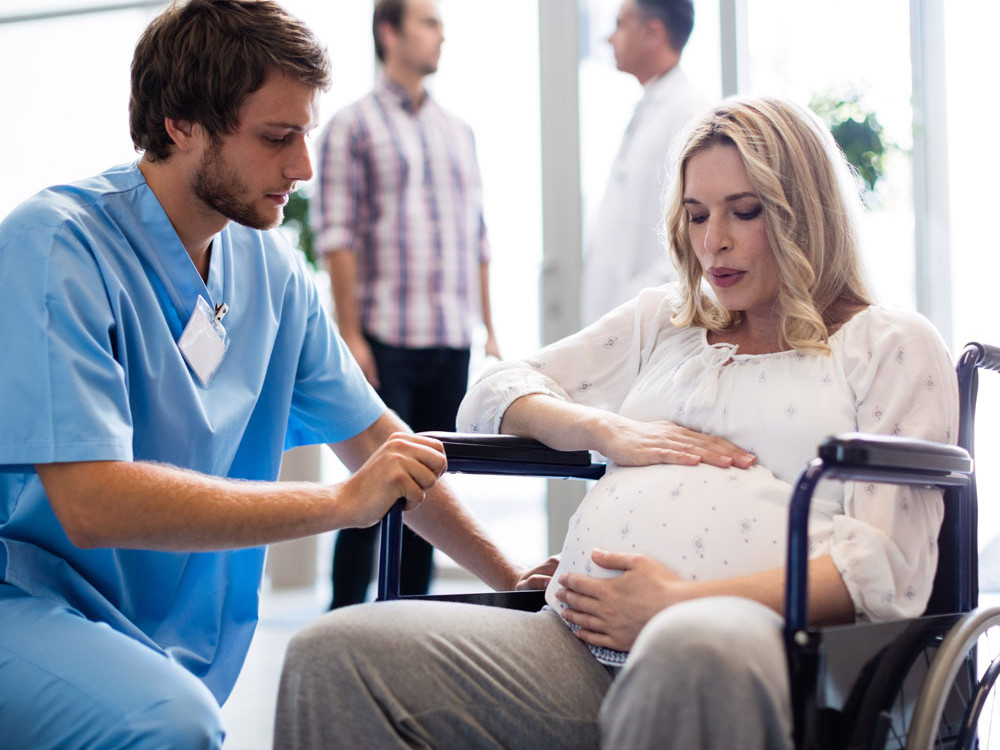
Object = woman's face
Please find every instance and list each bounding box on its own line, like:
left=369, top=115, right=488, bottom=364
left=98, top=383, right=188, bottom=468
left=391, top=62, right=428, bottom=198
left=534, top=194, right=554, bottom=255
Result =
left=683, top=144, right=781, bottom=323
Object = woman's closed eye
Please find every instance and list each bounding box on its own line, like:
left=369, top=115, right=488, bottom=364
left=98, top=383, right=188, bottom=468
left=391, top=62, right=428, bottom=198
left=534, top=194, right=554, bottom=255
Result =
left=687, top=204, right=761, bottom=225
left=734, top=205, right=763, bottom=221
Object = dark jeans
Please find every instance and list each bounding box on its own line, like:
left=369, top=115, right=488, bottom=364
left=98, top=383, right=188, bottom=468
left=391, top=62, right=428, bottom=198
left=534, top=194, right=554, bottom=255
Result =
left=330, top=334, right=471, bottom=608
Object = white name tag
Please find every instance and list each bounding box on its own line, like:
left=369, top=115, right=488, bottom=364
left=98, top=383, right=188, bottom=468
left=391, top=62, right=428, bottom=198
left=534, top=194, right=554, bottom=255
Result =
left=178, top=295, right=229, bottom=387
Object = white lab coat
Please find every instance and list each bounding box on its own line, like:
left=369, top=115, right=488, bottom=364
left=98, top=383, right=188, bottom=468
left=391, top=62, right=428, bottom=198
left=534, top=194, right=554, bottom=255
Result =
left=580, top=66, right=708, bottom=325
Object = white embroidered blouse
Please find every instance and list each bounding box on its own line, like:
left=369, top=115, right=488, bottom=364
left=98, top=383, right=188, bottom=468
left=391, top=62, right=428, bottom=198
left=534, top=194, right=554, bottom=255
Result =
left=457, top=284, right=959, bottom=634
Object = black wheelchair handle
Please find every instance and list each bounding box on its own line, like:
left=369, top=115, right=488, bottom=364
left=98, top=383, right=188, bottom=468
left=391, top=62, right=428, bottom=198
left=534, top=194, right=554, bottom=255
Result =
left=966, top=341, right=1000, bottom=372
left=376, top=499, right=406, bottom=601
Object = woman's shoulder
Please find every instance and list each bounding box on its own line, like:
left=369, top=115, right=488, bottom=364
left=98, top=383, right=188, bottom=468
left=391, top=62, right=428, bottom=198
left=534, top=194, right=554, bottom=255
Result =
left=835, top=303, right=951, bottom=367
left=631, top=281, right=688, bottom=322
left=839, top=304, right=944, bottom=341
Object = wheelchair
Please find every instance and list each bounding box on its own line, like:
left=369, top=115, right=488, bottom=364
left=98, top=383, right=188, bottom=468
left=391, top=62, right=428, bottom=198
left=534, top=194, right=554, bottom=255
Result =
left=376, top=341, right=1000, bottom=749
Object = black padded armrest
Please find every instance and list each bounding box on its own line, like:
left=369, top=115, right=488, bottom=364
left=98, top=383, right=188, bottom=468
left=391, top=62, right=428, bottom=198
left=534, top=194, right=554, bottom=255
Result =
left=818, top=433, right=973, bottom=476
left=420, top=431, right=606, bottom=480
left=377, top=432, right=603, bottom=601
left=785, top=432, right=973, bottom=638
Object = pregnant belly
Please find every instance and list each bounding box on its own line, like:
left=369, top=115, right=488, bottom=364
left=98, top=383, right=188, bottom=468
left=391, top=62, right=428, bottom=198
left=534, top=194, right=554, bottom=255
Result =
left=545, top=461, right=835, bottom=615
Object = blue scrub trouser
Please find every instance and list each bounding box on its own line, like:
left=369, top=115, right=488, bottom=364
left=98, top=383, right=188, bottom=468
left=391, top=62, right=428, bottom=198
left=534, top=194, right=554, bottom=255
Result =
left=0, top=583, right=224, bottom=749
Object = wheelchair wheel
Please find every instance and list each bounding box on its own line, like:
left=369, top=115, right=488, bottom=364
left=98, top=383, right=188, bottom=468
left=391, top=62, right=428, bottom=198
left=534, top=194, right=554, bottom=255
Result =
left=903, top=607, right=1000, bottom=749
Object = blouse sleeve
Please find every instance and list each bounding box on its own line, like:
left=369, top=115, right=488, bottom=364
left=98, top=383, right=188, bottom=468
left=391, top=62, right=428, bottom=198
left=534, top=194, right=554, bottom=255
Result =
left=456, top=286, right=677, bottom=434
left=831, top=308, right=959, bottom=621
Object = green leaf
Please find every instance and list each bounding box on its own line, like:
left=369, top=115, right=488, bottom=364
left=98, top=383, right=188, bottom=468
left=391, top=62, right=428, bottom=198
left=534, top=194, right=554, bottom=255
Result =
left=281, top=190, right=317, bottom=269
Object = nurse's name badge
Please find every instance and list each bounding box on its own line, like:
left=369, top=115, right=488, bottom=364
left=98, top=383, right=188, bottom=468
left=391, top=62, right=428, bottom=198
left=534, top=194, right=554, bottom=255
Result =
left=178, top=295, right=230, bottom=387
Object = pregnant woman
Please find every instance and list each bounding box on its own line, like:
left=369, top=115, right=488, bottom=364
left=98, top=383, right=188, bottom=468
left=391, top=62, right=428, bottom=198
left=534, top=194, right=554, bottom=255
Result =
left=274, top=96, right=958, bottom=750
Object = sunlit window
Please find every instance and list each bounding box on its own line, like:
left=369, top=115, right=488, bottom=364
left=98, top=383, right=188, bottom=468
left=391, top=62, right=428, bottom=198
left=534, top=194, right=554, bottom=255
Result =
left=944, top=4, right=1000, bottom=555
left=746, top=0, right=915, bottom=311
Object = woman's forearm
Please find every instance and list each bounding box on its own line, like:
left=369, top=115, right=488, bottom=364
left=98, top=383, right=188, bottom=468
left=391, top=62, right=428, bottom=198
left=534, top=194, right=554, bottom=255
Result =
left=498, top=394, right=609, bottom=452
left=499, top=394, right=756, bottom=469
left=683, top=555, right=855, bottom=626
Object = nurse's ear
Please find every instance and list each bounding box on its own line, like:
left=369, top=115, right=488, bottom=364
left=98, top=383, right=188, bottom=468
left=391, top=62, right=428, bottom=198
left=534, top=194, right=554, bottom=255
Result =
left=162, top=117, right=204, bottom=154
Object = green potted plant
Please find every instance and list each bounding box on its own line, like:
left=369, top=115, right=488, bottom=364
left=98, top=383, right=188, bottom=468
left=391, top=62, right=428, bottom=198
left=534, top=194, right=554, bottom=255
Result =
left=281, top=189, right=318, bottom=268
left=810, top=91, right=890, bottom=206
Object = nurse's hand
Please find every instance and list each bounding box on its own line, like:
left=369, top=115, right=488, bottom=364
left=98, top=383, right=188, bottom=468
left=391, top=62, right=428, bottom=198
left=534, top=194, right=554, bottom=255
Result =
left=554, top=550, right=684, bottom=652
left=592, top=415, right=755, bottom=469
left=514, top=554, right=561, bottom=590
left=341, top=432, right=447, bottom=526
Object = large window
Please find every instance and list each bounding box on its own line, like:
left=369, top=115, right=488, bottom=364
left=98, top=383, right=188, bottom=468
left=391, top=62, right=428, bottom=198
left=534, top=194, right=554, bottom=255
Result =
left=431, top=1, right=543, bottom=363
left=945, top=4, right=1000, bottom=553
left=0, top=6, right=160, bottom=217
left=745, top=0, right=915, bottom=311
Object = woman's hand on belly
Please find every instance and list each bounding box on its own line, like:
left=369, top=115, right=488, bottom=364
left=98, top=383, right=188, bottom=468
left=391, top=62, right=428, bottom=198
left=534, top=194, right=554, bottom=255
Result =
left=594, top=416, right=756, bottom=470
left=554, top=549, right=685, bottom=652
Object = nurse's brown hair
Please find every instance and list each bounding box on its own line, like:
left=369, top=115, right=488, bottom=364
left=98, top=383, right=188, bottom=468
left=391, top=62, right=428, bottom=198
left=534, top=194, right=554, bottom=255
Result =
left=129, top=0, right=330, bottom=161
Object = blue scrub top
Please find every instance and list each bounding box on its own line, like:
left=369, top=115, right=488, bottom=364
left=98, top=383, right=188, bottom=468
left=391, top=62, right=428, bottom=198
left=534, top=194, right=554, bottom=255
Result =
left=0, top=163, right=385, bottom=702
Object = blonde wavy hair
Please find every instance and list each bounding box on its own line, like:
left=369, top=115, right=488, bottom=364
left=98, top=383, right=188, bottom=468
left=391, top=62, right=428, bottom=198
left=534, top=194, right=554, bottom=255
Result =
left=664, top=96, right=872, bottom=354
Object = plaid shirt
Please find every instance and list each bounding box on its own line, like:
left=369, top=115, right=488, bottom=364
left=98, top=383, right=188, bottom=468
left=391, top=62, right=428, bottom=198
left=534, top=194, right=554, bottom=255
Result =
left=313, top=75, right=490, bottom=349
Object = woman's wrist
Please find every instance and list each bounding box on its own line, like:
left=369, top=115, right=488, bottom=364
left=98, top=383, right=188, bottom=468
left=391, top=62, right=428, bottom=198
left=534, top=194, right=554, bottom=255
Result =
left=581, top=409, right=619, bottom=456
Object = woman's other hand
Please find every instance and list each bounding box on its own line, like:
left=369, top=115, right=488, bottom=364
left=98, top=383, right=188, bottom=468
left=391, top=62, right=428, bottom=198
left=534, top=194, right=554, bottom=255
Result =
left=593, top=415, right=756, bottom=469
left=554, top=549, right=685, bottom=652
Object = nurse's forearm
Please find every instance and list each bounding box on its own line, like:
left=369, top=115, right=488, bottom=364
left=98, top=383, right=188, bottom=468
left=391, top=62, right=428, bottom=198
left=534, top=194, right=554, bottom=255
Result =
left=404, top=486, right=521, bottom=592
left=36, top=459, right=361, bottom=550
left=34, top=417, right=447, bottom=552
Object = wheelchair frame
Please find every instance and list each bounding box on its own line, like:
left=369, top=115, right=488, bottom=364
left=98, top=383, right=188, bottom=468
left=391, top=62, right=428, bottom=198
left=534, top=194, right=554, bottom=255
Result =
left=375, top=341, right=1000, bottom=749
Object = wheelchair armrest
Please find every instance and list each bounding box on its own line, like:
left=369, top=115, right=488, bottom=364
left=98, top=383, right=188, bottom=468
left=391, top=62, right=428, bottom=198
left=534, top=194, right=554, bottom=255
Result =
left=421, top=431, right=607, bottom=480
left=377, top=432, right=605, bottom=601
left=784, top=432, right=973, bottom=639
left=816, top=433, right=972, bottom=476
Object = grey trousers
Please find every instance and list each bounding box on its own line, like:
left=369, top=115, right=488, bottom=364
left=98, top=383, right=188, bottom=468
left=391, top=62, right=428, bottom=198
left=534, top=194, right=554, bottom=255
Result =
left=273, top=596, right=792, bottom=749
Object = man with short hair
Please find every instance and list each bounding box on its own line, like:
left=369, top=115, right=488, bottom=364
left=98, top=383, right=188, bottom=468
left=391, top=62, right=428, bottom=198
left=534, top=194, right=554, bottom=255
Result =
left=580, top=0, right=708, bottom=325
left=0, top=1, right=518, bottom=746
left=315, top=0, right=500, bottom=607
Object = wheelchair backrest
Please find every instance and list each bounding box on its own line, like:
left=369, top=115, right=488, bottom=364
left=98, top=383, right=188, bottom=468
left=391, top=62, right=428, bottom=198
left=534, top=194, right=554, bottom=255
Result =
left=925, top=342, right=1000, bottom=615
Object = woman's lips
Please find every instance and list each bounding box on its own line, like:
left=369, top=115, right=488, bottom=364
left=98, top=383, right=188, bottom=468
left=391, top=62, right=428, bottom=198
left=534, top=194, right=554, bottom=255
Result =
left=708, top=268, right=746, bottom=288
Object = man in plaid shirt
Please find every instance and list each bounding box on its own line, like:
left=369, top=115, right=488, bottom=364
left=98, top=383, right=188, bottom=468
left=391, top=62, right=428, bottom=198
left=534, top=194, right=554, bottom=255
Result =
left=313, top=0, right=500, bottom=607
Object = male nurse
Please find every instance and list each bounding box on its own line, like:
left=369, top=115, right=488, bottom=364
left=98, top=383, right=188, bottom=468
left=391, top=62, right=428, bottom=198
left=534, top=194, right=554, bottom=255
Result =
left=0, top=1, right=520, bottom=747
